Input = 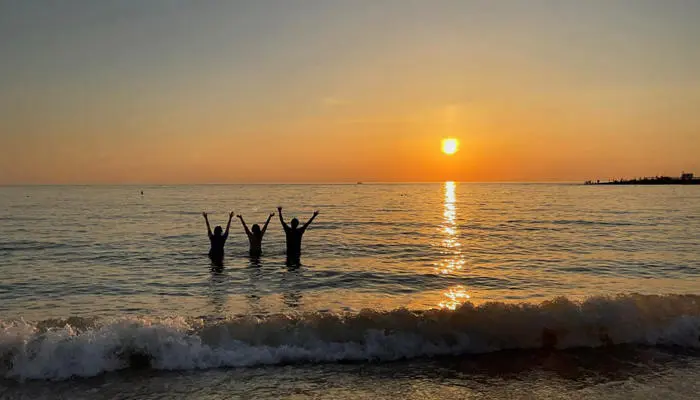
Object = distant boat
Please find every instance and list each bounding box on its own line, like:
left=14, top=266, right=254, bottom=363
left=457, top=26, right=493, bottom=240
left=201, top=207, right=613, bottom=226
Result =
left=585, top=172, right=700, bottom=185
left=357, top=181, right=363, bottom=185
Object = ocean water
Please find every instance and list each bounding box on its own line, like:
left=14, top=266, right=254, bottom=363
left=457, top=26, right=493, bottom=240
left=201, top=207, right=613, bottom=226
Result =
left=1, top=183, right=699, bottom=399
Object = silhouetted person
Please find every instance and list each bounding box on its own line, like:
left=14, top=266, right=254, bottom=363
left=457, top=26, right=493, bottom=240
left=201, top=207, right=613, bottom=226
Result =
left=237, top=212, right=274, bottom=258
left=203, top=211, right=233, bottom=266
left=277, top=206, right=319, bottom=264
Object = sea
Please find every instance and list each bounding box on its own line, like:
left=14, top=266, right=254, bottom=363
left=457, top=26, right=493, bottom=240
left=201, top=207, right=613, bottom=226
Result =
left=1, top=183, right=699, bottom=399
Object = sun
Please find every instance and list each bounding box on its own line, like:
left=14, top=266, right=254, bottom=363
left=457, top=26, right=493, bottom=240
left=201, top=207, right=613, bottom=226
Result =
left=441, top=138, right=459, bottom=155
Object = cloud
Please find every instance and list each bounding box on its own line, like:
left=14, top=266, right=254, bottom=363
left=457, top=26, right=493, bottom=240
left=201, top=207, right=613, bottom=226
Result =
left=321, top=97, right=348, bottom=107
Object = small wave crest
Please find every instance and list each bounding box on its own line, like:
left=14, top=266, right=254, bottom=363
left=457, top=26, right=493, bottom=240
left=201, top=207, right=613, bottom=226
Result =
left=2, top=294, right=700, bottom=381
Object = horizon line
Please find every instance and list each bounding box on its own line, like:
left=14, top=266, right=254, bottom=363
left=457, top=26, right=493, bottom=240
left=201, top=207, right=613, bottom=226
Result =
left=0, top=180, right=585, bottom=187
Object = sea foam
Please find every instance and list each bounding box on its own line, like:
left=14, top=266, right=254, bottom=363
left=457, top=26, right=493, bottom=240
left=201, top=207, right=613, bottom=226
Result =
left=2, top=294, right=699, bottom=381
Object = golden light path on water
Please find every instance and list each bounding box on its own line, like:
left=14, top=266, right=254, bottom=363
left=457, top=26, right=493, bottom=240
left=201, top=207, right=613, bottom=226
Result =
left=437, top=181, right=470, bottom=310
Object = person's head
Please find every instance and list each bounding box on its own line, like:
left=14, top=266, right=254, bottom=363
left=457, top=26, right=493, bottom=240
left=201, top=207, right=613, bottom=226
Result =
left=214, top=226, right=223, bottom=236
left=252, top=224, right=261, bottom=235
left=291, top=218, right=299, bottom=229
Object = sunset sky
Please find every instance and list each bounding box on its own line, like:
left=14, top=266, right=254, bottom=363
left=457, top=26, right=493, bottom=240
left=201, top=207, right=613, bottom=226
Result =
left=1, top=1, right=699, bottom=184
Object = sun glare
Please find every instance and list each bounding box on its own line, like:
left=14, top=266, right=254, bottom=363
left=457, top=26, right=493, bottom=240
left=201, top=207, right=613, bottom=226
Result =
left=441, top=138, right=459, bottom=155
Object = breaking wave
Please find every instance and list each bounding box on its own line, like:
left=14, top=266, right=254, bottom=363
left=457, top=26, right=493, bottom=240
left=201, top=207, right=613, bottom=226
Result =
left=2, top=294, right=700, bottom=381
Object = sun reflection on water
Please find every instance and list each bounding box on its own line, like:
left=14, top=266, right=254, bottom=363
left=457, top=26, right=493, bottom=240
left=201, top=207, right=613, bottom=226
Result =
left=436, top=181, right=471, bottom=309
left=438, top=285, right=471, bottom=310
left=443, top=181, right=456, bottom=225
left=436, top=181, right=464, bottom=275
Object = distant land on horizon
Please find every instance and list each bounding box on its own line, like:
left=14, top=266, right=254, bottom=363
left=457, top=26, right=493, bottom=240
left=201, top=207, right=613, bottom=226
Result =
left=585, top=172, right=699, bottom=185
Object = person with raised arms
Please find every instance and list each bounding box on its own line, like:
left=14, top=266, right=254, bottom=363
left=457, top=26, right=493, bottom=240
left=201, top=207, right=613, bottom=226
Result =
left=202, top=211, right=233, bottom=266
left=237, top=212, right=275, bottom=258
left=277, top=206, right=319, bottom=264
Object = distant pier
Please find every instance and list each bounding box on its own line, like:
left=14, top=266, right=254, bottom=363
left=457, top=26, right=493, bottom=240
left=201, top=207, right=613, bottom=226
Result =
left=585, top=172, right=700, bottom=185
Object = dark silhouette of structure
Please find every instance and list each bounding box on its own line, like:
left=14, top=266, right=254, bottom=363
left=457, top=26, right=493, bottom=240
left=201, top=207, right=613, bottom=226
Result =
left=585, top=172, right=699, bottom=185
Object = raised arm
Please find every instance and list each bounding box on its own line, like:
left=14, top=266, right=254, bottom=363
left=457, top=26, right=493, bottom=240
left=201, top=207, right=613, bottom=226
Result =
left=203, top=212, right=212, bottom=237
left=237, top=214, right=252, bottom=236
left=224, top=212, right=234, bottom=236
left=302, top=210, right=319, bottom=230
left=278, top=206, right=290, bottom=230
left=261, top=212, right=274, bottom=235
